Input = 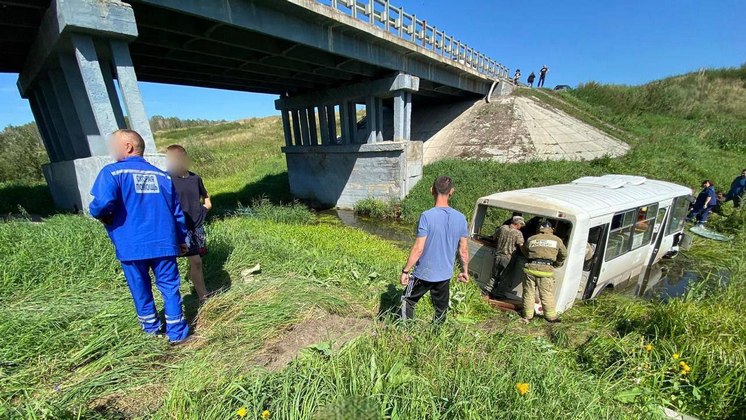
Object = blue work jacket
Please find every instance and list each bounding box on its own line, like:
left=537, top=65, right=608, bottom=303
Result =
left=89, top=156, right=188, bottom=262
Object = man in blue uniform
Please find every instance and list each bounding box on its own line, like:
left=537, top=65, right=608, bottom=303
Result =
left=89, top=129, right=191, bottom=344
left=724, top=169, right=746, bottom=209
left=687, top=180, right=717, bottom=226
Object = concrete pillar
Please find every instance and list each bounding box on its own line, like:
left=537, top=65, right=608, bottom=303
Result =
left=365, top=95, right=377, bottom=144
left=291, top=109, right=302, bottom=146
left=28, top=91, right=62, bottom=163
left=281, top=109, right=293, bottom=147
left=327, top=105, right=337, bottom=144
left=346, top=101, right=357, bottom=144
left=375, top=97, right=384, bottom=142
left=339, top=101, right=351, bottom=145
left=307, top=107, right=318, bottom=146
left=299, top=108, right=311, bottom=146
left=36, top=78, right=73, bottom=161
left=318, top=105, right=330, bottom=145
left=48, top=69, right=88, bottom=159
left=393, top=90, right=413, bottom=141
left=100, top=59, right=127, bottom=130
left=110, top=40, right=156, bottom=153
left=71, top=34, right=119, bottom=156
left=59, top=53, right=100, bottom=157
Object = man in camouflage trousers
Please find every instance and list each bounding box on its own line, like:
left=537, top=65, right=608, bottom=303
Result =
left=488, top=216, right=525, bottom=297
left=520, top=220, right=567, bottom=323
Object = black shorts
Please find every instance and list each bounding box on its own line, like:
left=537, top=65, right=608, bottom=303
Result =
left=183, top=225, right=207, bottom=257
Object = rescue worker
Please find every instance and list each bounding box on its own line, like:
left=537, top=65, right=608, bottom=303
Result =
left=89, top=129, right=191, bottom=344
left=520, top=220, right=567, bottom=323
left=724, top=169, right=746, bottom=208
left=488, top=215, right=525, bottom=296
left=687, top=180, right=717, bottom=226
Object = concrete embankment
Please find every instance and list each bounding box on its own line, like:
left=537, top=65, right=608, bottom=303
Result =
left=407, top=93, right=629, bottom=164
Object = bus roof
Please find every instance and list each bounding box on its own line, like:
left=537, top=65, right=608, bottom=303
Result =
left=478, top=175, right=692, bottom=218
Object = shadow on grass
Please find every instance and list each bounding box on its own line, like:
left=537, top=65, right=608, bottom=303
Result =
left=0, top=182, right=57, bottom=217
left=210, top=172, right=292, bottom=213
left=182, top=239, right=234, bottom=327
left=378, top=283, right=403, bottom=319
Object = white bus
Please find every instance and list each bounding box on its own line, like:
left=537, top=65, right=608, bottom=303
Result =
left=468, top=175, right=692, bottom=314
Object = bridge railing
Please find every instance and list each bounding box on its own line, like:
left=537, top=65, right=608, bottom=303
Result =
left=316, top=0, right=509, bottom=80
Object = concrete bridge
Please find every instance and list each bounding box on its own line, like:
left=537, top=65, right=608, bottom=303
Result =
left=1, top=0, right=511, bottom=210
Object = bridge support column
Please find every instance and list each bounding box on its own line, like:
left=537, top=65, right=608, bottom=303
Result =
left=276, top=73, right=422, bottom=208
left=16, top=0, right=159, bottom=212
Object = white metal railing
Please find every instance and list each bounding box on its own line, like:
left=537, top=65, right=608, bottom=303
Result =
left=316, top=0, right=509, bottom=79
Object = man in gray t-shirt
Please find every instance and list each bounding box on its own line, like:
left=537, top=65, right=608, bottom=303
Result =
left=400, top=176, right=470, bottom=322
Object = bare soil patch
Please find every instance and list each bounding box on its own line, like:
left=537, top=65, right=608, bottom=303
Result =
left=252, top=312, right=373, bottom=371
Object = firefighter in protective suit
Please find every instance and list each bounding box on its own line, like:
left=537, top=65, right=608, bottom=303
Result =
left=520, top=220, right=567, bottom=322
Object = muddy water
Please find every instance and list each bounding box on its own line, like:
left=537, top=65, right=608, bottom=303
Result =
left=319, top=209, right=414, bottom=249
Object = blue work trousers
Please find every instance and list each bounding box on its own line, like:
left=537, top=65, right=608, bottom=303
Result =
left=121, top=257, right=189, bottom=342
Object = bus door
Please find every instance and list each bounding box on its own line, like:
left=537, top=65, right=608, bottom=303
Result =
left=582, top=224, right=609, bottom=300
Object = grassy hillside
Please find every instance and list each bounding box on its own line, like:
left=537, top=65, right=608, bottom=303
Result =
left=1, top=67, right=745, bottom=419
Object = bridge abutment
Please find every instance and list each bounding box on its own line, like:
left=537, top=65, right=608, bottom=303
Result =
left=17, top=0, right=158, bottom=211
left=276, top=73, right=423, bottom=208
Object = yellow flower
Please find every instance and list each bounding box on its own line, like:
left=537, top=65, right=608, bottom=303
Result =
left=262, top=410, right=271, bottom=419
left=643, top=344, right=653, bottom=352
left=672, top=353, right=680, bottom=360
left=643, top=363, right=650, bottom=369
left=515, top=383, right=530, bottom=396
left=236, top=407, right=248, bottom=418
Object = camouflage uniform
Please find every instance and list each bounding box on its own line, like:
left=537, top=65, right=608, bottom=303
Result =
left=520, top=227, right=567, bottom=321
left=489, top=224, right=524, bottom=295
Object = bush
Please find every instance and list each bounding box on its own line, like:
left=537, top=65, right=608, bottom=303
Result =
left=234, top=198, right=316, bottom=225
left=354, top=198, right=401, bottom=219
left=0, top=124, right=47, bottom=182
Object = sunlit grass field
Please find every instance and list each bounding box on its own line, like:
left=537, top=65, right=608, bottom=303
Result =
left=1, top=67, right=745, bottom=418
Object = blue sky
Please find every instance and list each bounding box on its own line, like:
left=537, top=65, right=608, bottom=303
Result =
left=1, top=0, right=744, bottom=127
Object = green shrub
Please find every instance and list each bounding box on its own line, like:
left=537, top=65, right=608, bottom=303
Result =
left=354, top=198, right=401, bottom=219
left=234, top=198, right=316, bottom=225
left=0, top=124, right=47, bottom=183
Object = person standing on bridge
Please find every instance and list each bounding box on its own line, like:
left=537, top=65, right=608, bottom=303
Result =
left=513, top=69, right=522, bottom=85
left=527, top=72, right=536, bottom=88
left=520, top=220, right=567, bottom=323
left=538, top=65, right=549, bottom=87
left=89, top=129, right=191, bottom=344
left=400, top=176, right=470, bottom=323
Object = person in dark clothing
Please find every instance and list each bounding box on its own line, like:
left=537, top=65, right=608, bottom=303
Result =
left=400, top=176, right=470, bottom=323
left=513, top=69, right=522, bottom=85
left=527, top=72, right=536, bottom=87
left=687, top=180, right=717, bottom=226
left=166, top=144, right=212, bottom=303
left=724, top=169, right=746, bottom=208
left=538, top=65, right=549, bottom=87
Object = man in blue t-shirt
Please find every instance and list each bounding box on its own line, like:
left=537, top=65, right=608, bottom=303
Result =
left=89, top=129, right=191, bottom=344
left=687, top=180, right=718, bottom=226
left=400, top=176, right=470, bottom=322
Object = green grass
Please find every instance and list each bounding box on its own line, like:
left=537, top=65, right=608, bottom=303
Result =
left=2, top=67, right=746, bottom=418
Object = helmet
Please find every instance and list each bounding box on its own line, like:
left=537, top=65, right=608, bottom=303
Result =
left=539, top=220, right=554, bottom=233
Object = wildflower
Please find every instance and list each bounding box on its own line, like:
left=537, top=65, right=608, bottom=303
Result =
left=236, top=407, right=248, bottom=418
left=262, top=410, right=271, bottom=419
left=643, top=344, right=653, bottom=352
left=405, top=335, right=413, bottom=343
left=643, top=363, right=650, bottom=369
left=515, top=383, right=530, bottom=396
left=672, top=353, right=680, bottom=360
left=678, top=361, right=692, bottom=375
